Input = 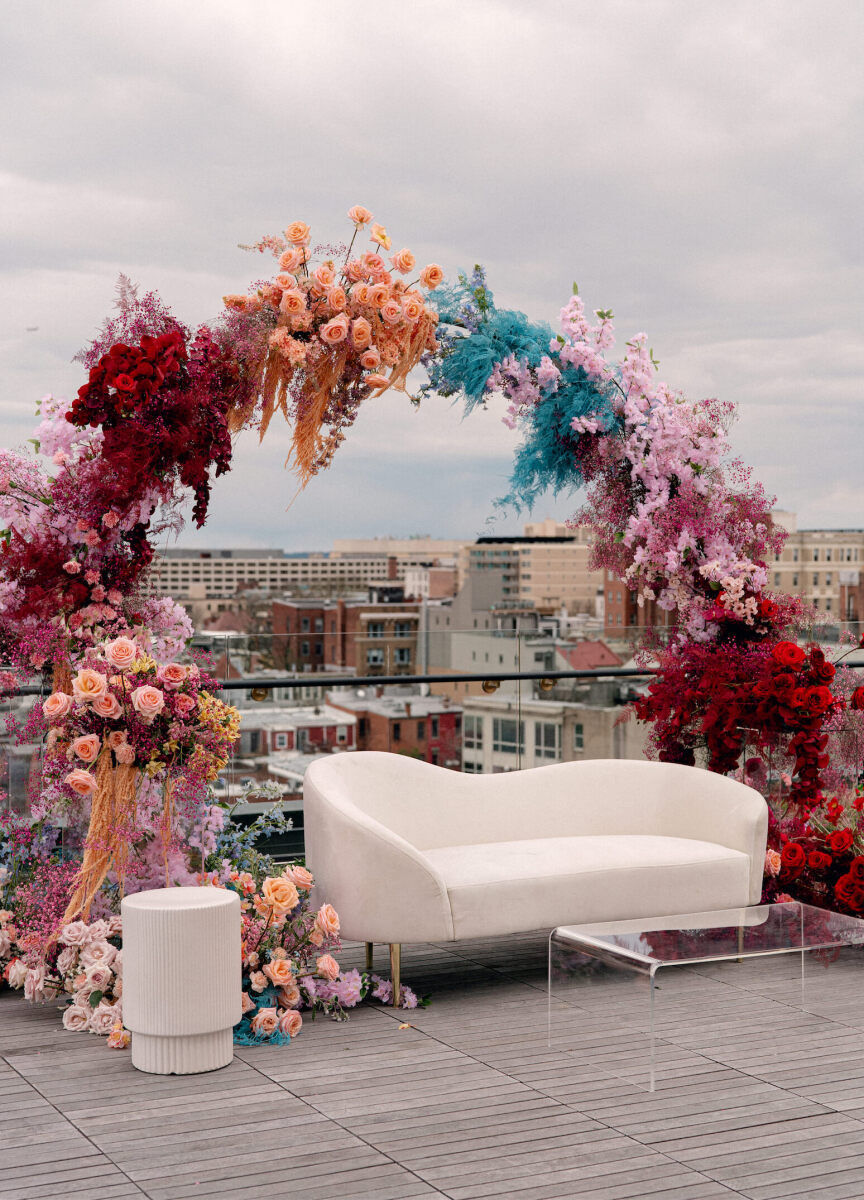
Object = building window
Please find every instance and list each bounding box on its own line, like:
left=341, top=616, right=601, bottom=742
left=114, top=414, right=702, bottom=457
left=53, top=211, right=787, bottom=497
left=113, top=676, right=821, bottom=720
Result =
left=301, top=617, right=310, bottom=632
left=825, top=574, right=832, bottom=587
left=301, top=641, right=309, bottom=656
left=366, top=648, right=384, bottom=666
left=793, top=549, right=799, bottom=562
left=274, top=733, right=288, bottom=750
left=492, top=718, right=524, bottom=755
left=337, top=725, right=348, bottom=743
left=392, top=722, right=401, bottom=742
left=573, top=723, right=584, bottom=752
left=826, top=599, right=832, bottom=611
left=394, top=622, right=413, bottom=637
left=417, top=720, right=425, bottom=739
left=463, top=714, right=483, bottom=750
left=463, top=760, right=481, bottom=773
left=358, top=718, right=368, bottom=738
left=431, top=716, right=439, bottom=738
left=314, top=618, right=323, bottom=632
left=813, top=549, right=819, bottom=561
left=430, top=748, right=439, bottom=765
left=394, top=647, right=411, bottom=665
left=793, top=574, right=799, bottom=588
left=813, top=574, right=819, bottom=587
left=535, top=721, right=560, bottom=761
left=368, top=622, right=384, bottom=639
left=826, top=549, right=832, bottom=562
left=774, top=573, right=780, bottom=587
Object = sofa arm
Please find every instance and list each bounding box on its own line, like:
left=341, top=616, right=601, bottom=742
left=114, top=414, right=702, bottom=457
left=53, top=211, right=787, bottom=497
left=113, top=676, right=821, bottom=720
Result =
left=304, top=774, right=455, bottom=944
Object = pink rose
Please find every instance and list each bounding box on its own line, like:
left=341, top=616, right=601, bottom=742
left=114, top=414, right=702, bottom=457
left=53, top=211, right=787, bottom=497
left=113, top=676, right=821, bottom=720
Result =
left=24, top=965, right=45, bottom=1003
left=42, top=691, right=72, bottom=721
left=420, top=264, right=444, bottom=290
left=56, top=946, right=78, bottom=975
left=370, top=223, right=391, bottom=250
left=130, top=685, right=164, bottom=722
left=276, top=981, right=301, bottom=1009
left=65, top=768, right=97, bottom=797
left=157, top=663, right=187, bottom=689
left=764, top=849, right=782, bottom=877
left=402, top=295, right=424, bottom=322
left=351, top=317, right=372, bottom=350
left=62, top=1003, right=90, bottom=1032
left=320, top=315, right=350, bottom=345
left=359, top=347, right=381, bottom=370
left=278, top=1010, right=302, bottom=1037
left=89, top=1001, right=119, bottom=1036
left=107, top=915, right=123, bottom=937
left=58, top=920, right=91, bottom=947
left=103, top=637, right=137, bottom=671
left=70, top=734, right=101, bottom=764
left=390, top=248, right=416, bottom=274
left=263, top=958, right=295, bottom=988
left=84, top=963, right=114, bottom=992
left=114, top=743, right=135, bottom=766
left=173, top=693, right=196, bottom=717
left=279, top=246, right=303, bottom=272
left=314, top=903, right=340, bottom=939
left=286, top=865, right=314, bottom=890
left=241, top=991, right=256, bottom=1015
left=92, top=692, right=122, bottom=720
left=316, top=954, right=340, bottom=981
left=351, top=282, right=370, bottom=304
left=80, top=941, right=116, bottom=970
left=106, top=1024, right=130, bottom=1049
left=313, top=263, right=336, bottom=288
left=327, top=286, right=347, bottom=312
left=380, top=299, right=403, bottom=325
left=347, top=205, right=373, bottom=225
left=107, top=730, right=128, bottom=750
left=63, top=560, right=82, bottom=575
left=72, top=669, right=108, bottom=703
left=369, top=283, right=390, bottom=308
left=251, top=1007, right=280, bottom=1037
left=279, top=288, right=307, bottom=316
left=249, top=970, right=267, bottom=994
left=284, top=221, right=310, bottom=246
left=6, top=959, right=27, bottom=989
left=364, top=373, right=390, bottom=390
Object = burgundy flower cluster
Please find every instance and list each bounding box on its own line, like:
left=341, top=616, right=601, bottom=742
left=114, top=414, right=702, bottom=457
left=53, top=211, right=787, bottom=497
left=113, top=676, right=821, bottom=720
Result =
left=68, top=331, right=187, bottom=429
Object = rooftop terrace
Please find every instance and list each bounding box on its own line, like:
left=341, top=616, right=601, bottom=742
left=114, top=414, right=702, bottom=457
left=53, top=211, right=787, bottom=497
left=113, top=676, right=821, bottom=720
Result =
left=5, top=931, right=864, bottom=1200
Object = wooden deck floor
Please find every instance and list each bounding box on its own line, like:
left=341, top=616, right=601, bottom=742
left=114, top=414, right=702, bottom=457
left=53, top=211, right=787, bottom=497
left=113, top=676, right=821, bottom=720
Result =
left=3, top=932, right=864, bottom=1199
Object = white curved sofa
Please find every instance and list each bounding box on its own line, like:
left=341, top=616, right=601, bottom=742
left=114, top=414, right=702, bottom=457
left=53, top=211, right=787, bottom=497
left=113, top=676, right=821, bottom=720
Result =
left=304, top=753, right=768, bottom=966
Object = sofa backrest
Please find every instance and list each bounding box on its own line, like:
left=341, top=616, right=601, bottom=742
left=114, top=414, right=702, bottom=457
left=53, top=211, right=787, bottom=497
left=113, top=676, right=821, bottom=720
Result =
left=304, top=751, right=766, bottom=855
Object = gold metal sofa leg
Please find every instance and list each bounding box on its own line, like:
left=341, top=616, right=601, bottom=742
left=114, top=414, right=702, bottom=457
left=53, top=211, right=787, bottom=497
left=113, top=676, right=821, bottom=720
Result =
left=390, top=942, right=401, bottom=1008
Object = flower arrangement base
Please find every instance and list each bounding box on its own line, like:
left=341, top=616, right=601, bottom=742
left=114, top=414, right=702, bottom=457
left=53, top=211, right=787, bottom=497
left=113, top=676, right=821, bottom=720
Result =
left=131, top=1028, right=233, bottom=1075
left=122, top=887, right=241, bottom=1076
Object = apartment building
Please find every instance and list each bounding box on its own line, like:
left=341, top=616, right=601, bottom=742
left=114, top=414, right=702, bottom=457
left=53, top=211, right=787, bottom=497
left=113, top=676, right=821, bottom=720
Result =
left=327, top=688, right=462, bottom=768
left=271, top=595, right=421, bottom=677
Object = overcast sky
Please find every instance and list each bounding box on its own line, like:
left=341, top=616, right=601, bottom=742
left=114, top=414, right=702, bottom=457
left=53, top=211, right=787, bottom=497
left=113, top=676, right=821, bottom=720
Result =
left=2, top=0, right=862, bottom=550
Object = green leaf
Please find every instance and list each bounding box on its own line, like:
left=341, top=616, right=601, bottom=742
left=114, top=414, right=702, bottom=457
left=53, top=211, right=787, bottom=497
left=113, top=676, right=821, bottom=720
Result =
left=27, top=438, right=40, bottom=453
left=556, top=334, right=565, bottom=344
left=613, top=531, right=625, bottom=543
left=89, top=989, right=103, bottom=1008
left=572, top=282, right=579, bottom=295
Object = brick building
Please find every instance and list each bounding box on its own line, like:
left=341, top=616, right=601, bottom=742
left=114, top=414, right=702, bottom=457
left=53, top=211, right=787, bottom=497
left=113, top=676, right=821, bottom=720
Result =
left=327, top=689, right=462, bottom=768
left=271, top=594, right=420, bottom=676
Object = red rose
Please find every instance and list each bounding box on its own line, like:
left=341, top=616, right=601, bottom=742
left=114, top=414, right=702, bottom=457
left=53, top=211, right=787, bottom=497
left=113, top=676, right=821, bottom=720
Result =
left=772, top=641, right=806, bottom=669
left=812, top=661, right=836, bottom=681
left=780, top=842, right=806, bottom=876
left=772, top=673, right=795, bottom=694
left=835, top=873, right=864, bottom=910
left=805, top=686, right=834, bottom=714
left=851, top=687, right=864, bottom=711
left=829, top=828, right=854, bottom=854
left=850, top=857, right=864, bottom=882
left=111, top=373, right=136, bottom=392
left=807, top=850, right=833, bottom=870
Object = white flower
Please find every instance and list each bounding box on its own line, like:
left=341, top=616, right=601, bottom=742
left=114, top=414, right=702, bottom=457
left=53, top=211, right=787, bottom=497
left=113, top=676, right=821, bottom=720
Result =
left=79, top=940, right=116, bottom=970
left=56, top=946, right=78, bottom=975
left=89, top=1001, right=119, bottom=1036
left=62, top=1003, right=91, bottom=1032
left=6, top=959, right=27, bottom=989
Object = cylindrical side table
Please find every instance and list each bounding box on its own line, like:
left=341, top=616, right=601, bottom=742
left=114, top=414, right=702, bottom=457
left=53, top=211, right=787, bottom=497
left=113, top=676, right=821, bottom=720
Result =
left=122, top=887, right=241, bottom=1075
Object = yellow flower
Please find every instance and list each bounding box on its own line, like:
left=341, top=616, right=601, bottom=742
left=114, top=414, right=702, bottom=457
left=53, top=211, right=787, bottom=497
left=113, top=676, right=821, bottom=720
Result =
left=131, top=654, right=157, bottom=674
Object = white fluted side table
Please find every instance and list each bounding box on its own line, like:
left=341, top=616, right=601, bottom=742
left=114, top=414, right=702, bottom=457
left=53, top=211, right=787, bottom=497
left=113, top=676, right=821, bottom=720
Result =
left=122, top=887, right=241, bottom=1075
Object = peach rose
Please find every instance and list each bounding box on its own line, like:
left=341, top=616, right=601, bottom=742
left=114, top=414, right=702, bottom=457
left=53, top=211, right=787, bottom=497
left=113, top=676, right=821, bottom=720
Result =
left=130, top=685, right=164, bottom=722
left=251, top=1007, right=279, bottom=1037
left=279, top=288, right=307, bottom=316
left=320, top=315, right=349, bottom=345
left=390, top=248, right=416, bottom=274
left=278, top=1009, right=302, bottom=1037
left=106, top=1023, right=131, bottom=1049
left=262, top=958, right=295, bottom=988
left=106, top=729, right=128, bottom=750
left=284, top=221, right=310, bottom=245
left=314, top=263, right=336, bottom=288
left=173, top=693, right=196, bottom=717
left=351, top=317, right=372, bottom=349
left=380, top=299, right=403, bottom=325
left=71, top=734, right=101, bottom=764
left=249, top=970, right=267, bottom=993
left=58, top=920, right=90, bottom=947
left=62, top=1003, right=90, bottom=1032
left=89, top=1001, right=119, bottom=1036
left=402, top=295, right=424, bottom=322
left=316, top=954, right=340, bottom=981
left=314, top=903, right=340, bottom=938
left=92, top=692, right=122, bottom=720
left=364, top=373, right=391, bottom=390
left=279, top=246, right=303, bottom=271
left=359, top=347, right=381, bottom=370
left=65, top=768, right=97, bottom=797
left=104, top=637, right=137, bottom=671
left=276, top=980, right=301, bottom=1009
left=72, top=669, right=108, bottom=704
left=261, top=875, right=299, bottom=915
left=327, top=286, right=347, bottom=312
left=369, top=283, right=390, bottom=309
left=348, top=205, right=373, bottom=225
left=351, top=282, right=370, bottom=304
left=43, top=691, right=72, bottom=721
left=157, top=663, right=187, bottom=689
left=765, top=849, right=782, bottom=877
left=370, top=223, right=391, bottom=250
left=287, top=865, right=314, bottom=890
left=241, top=990, right=256, bottom=1014
left=275, top=273, right=296, bottom=290
left=420, top=263, right=444, bottom=290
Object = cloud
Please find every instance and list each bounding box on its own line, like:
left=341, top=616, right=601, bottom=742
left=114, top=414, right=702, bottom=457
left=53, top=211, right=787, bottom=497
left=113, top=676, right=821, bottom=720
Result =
left=1, top=0, right=861, bottom=544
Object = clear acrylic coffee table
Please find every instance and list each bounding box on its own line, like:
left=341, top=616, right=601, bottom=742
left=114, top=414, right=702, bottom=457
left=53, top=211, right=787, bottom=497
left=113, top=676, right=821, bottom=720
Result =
left=549, top=901, right=864, bottom=1092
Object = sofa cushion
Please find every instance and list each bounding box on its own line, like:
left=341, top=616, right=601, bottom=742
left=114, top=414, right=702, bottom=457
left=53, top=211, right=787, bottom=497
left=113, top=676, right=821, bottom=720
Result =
left=423, top=835, right=752, bottom=940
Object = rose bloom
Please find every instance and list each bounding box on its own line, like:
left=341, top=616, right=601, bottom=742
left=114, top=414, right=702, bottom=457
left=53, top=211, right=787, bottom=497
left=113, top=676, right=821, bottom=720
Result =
left=241, top=990, right=256, bottom=1015
left=364, top=373, right=391, bottom=390
left=276, top=980, right=301, bottom=1009
left=390, top=248, right=416, bottom=274
left=72, top=668, right=108, bottom=703
left=380, top=299, right=403, bottom=325
left=351, top=317, right=372, bottom=349
left=279, top=288, right=307, bottom=316
left=370, top=223, right=391, bottom=250
left=348, top=204, right=372, bottom=225
left=313, top=263, right=336, bottom=288
left=62, top=1003, right=91, bottom=1032
left=87, top=919, right=109, bottom=941
left=84, top=963, right=114, bottom=992
left=42, top=691, right=72, bottom=721
left=24, top=965, right=45, bottom=1003
left=250, top=1007, right=279, bottom=1037
left=103, top=636, right=138, bottom=671
left=173, top=693, right=196, bottom=717
left=286, top=864, right=314, bottom=890
left=420, top=263, right=444, bottom=290
left=263, top=958, right=295, bottom=988
left=92, top=692, right=122, bottom=720
left=369, top=283, right=390, bottom=309
left=56, top=946, right=78, bottom=975
left=65, top=768, right=97, bottom=797
left=351, top=282, right=370, bottom=304
left=80, top=940, right=117, bottom=970
left=284, top=221, right=311, bottom=245
left=249, top=970, right=267, bottom=993
left=402, top=295, right=424, bottom=322
left=6, top=959, right=27, bottom=989
left=58, top=920, right=91, bottom=947
left=89, top=1001, right=120, bottom=1036
left=107, top=1023, right=131, bottom=1049
left=71, top=734, right=101, bottom=764
left=279, top=246, right=304, bottom=271
left=131, top=685, right=165, bottom=722
left=107, top=729, right=128, bottom=750
left=261, top=875, right=299, bottom=915
left=63, top=560, right=82, bottom=575
left=327, top=286, right=348, bottom=312
left=278, top=1009, right=302, bottom=1037
left=157, top=663, right=187, bottom=689
left=764, top=849, right=782, bottom=877
left=316, top=954, right=340, bottom=981
left=359, top=347, right=381, bottom=371
left=314, top=903, right=340, bottom=938
left=320, top=315, right=350, bottom=345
